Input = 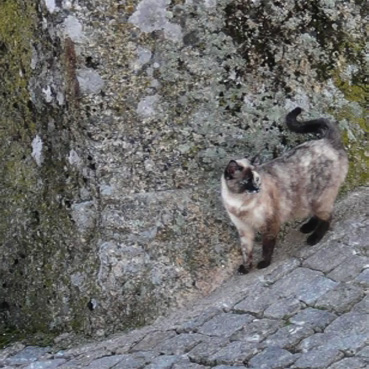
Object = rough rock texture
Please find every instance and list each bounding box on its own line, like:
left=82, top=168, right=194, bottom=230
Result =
left=0, top=187, right=369, bottom=369
left=0, top=0, right=368, bottom=341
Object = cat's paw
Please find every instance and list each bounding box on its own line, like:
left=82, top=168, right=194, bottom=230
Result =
left=300, top=223, right=315, bottom=234
left=257, top=260, right=271, bottom=269
left=300, top=217, right=319, bottom=234
left=306, top=233, right=323, bottom=246
left=238, top=264, right=250, bottom=274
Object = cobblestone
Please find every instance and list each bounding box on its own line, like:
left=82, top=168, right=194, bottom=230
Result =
left=289, top=307, right=337, bottom=332
left=293, top=348, right=344, bottom=368
left=263, top=324, right=314, bottom=350
left=230, top=318, right=282, bottom=343
left=327, top=255, right=369, bottom=282
left=302, top=244, right=351, bottom=273
left=1, top=189, right=368, bottom=369
left=352, top=295, right=369, bottom=313
left=197, top=313, right=253, bottom=338
left=233, top=286, right=274, bottom=315
left=327, top=357, right=369, bottom=369
left=207, top=341, right=259, bottom=366
left=263, top=297, right=302, bottom=319
left=314, top=283, right=364, bottom=313
left=248, top=347, right=297, bottom=369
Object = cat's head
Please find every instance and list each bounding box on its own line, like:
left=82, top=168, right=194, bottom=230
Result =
left=223, top=158, right=261, bottom=194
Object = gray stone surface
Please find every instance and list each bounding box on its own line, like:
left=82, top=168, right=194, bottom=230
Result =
left=293, top=348, right=344, bottom=369
left=213, top=366, right=246, bottom=369
left=154, top=333, right=207, bottom=355
left=302, top=244, right=351, bottom=273
left=144, top=355, right=185, bottom=369
left=85, top=355, right=126, bottom=369
left=214, top=365, right=246, bottom=369
left=197, top=313, right=253, bottom=337
left=289, top=308, right=337, bottom=332
left=272, top=268, right=338, bottom=304
left=264, top=297, right=302, bottom=319
left=5, top=347, right=50, bottom=366
left=233, top=286, right=274, bottom=315
left=357, top=346, right=369, bottom=357
left=230, top=318, right=282, bottom=343
left=356, top=268, right=369, bottom=285
left=263, top=324, right=314, bottom=350
left=23, top=360, right=66, bottom=369
left=131, top=331, right=176, bottom=352
left=352, top=295, right=369, bottom=313
left=327, top=357, right=369, bottom=369
left=208, top=341, right=259, bottom=366
left=248, top=347, right=297, bottom=369
left=327, top=255, right=369, bottom=282
left=1, top=188, right=369, bottom=369
left=298, top=312, right=369, bottom=355
left=314, top=283, right=364, bottom=313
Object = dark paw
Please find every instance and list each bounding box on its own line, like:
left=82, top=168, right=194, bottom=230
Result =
left=300, top=217, right=319, bottom=234
left=257, top=260, right=271, bottom=269
left=300, top=223, right=315, bottom=234
left=306, top=233, right=323, bottom=246
left=238, top=264, right=250, bottom=274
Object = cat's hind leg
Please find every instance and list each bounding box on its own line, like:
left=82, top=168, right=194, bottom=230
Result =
left=306, top=207, right=332, bottom=245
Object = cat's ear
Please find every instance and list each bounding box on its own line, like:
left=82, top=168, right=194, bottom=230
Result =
left=225, top=160, right=241, bottom=180
left=251, top=170, right=261, bottom=189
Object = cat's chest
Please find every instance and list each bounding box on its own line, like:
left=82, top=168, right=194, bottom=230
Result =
left=223, top=195, right=266, bottom=229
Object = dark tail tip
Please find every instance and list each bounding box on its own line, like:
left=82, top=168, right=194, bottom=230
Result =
left=288, top=107, right=303, bottom=118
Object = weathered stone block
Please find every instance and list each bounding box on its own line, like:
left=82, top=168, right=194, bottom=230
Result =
left=188, top=337, right=229, bottom=364
left=263, top=324, right=314, bottom=350
left=293, top=348, right=343, bottom=369
left=298, top=312, right=369, bottom=354
left=208, top=341, right=259, bottom=366
left=302, top=244, right=351, bottom=273
left=6, top=347, right=50, bottom=366
left=145, top=355, right=185, bottom=369
left=248, top=347, right=297, bottom=369
left=327, top=256, right=369, bottom=282
left=271, top=268, right=338, bottom=304
left=23, top=359, right=67, bottom=369
left=85, top=355, right=127, bottom=369
left=230, top=318, right=282, bottom=343
left=131, top=331, right=177, bottom=352
left=289, top=307, right=337, bottom=332
left=197, top=313, right=253, bottom=338
left=327, top=357, right=369, bottom=369
left=233, top=286, right=274, bottom=315
left=314, top=283, right=364, bottom=313
left=352, top=296, right=369, bottom=313
left=154, top=333, right=207, bottom=355
left=264, top=297, right=302, bottom=319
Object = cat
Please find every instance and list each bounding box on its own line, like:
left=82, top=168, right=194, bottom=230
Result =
left=221, top=107, right=348, bottom=274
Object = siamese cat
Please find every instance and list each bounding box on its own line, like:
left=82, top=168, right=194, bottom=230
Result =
left=221, top=107, right=348, bottom=274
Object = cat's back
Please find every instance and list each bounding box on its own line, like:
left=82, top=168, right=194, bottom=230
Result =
left=261, top=138, right=347, bottom=182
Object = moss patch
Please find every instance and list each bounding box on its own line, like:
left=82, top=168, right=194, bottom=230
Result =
left=332, top=63, right=369, bottom=189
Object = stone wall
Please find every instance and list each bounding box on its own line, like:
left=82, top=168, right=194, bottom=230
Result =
left=0, top=0, right=367, bottom=343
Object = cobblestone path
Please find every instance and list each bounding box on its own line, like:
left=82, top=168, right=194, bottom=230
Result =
left=1, top=188, right=369, bottom=369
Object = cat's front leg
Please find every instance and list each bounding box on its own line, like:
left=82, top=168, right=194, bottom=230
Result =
left=257, top=219, right=280, bottom=269
left=237, top=226, right=255, bottom=274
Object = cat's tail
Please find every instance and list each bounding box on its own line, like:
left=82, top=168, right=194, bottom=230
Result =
left=285, top=107, right=343, bottom=149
